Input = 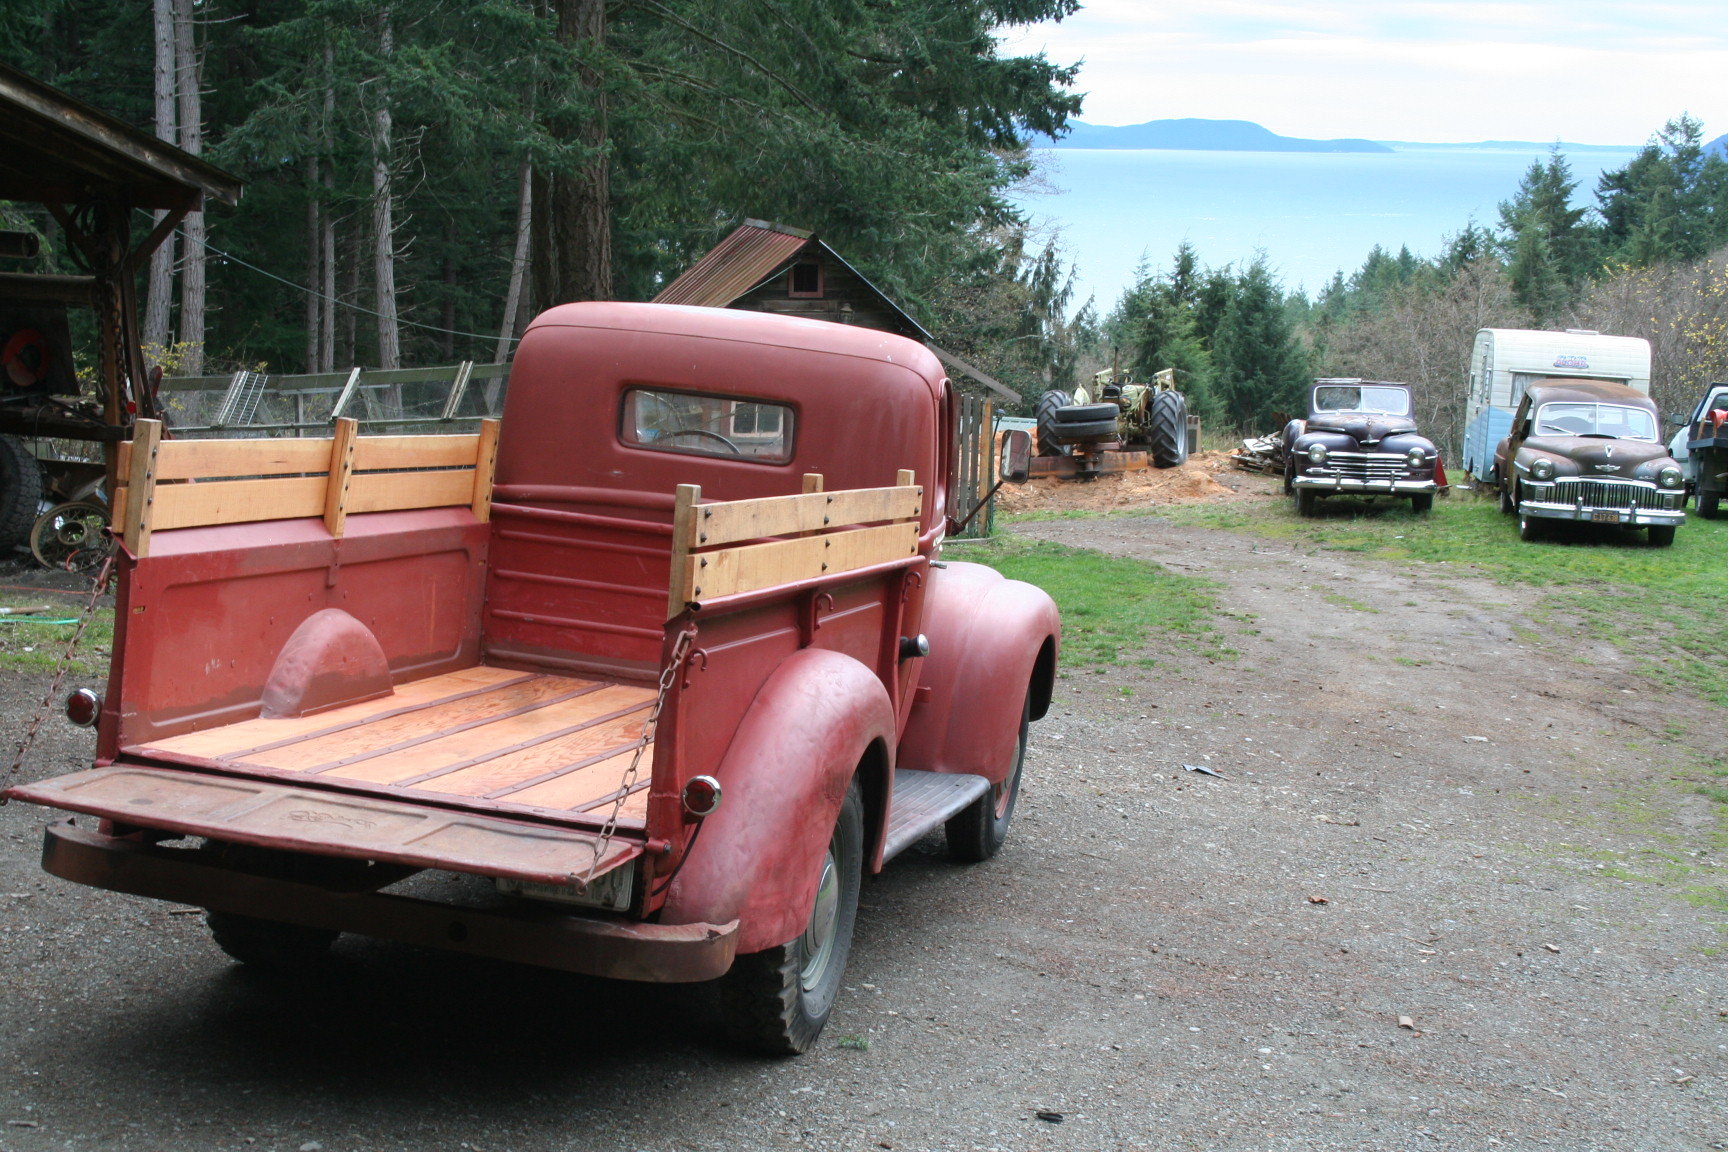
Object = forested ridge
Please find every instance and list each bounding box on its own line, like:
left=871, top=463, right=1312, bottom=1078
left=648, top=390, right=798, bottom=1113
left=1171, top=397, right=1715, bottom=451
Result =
left=1100, top=116, right=1728, bottom=455
left=3, top=0, right=1086, bottom=398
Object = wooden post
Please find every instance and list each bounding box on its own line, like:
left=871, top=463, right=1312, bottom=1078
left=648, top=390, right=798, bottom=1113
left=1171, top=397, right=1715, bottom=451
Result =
left=802, top=473, right=824, bottom=494
left=471, top=418, right=501, bottom=522
left=323, top=417, right=358, bottom=538
left=667, top=483, right=701, bottom=620
left=122, top=418, right=164, bottom=558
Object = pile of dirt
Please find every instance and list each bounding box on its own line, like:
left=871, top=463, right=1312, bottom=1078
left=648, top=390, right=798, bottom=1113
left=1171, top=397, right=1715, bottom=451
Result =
left=995, top=450, right=1277, bottom=515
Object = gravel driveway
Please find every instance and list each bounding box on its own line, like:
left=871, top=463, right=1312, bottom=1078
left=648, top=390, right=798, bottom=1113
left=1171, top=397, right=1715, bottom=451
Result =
left=2, top=510, right=1723, bottom=1152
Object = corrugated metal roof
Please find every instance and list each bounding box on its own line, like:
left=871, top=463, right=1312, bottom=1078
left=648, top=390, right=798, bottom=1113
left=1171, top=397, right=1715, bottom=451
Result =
left=653, top=220, right=811, bottom=307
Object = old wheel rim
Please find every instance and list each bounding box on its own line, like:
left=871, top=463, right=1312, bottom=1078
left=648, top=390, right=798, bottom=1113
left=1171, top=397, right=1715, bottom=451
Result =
left=799, top=846, right=841, bottom=994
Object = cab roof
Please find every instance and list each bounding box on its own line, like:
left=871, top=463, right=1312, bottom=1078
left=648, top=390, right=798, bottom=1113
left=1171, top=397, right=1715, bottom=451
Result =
left=1524, top=378, right=1656, bottom=410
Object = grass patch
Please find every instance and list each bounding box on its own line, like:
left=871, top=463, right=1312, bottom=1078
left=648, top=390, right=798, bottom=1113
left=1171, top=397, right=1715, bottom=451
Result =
left=0, top=592, right=112, bottom=675
left=1156, top=495, right=1728, bottom=707
left=951, top=535, right=1228, bottom=668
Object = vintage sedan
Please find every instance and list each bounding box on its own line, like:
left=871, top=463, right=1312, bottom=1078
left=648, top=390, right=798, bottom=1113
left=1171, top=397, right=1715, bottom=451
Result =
left=1285, top=379, right=1441, bottom=516
left=1492, top=378, right=1686, bottom=545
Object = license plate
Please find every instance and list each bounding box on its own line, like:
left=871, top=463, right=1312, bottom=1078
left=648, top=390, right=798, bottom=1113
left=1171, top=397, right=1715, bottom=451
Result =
left=1590, top=510, right=1620, bottom=524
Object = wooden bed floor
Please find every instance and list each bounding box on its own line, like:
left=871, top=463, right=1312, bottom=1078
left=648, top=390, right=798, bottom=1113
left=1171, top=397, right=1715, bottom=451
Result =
left=133, top=666, right=657, bottom=824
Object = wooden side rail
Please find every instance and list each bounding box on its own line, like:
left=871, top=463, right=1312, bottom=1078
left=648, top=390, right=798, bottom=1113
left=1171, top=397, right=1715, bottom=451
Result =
left=113, top=417, right=500, bottom=558
left=667, top=470, right=922, bottom=618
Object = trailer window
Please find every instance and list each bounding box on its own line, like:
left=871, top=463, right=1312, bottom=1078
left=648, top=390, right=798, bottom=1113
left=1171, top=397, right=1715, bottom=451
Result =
left=622, top=388, right=795, bottom=462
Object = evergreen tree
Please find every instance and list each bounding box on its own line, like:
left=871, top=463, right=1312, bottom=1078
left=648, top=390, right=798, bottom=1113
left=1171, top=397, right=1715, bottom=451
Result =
left=1211, top=258, right=1308, bottom=430
left=1496, top=147, right=1594, bottom=320
left=1597, top=115, right=1728, bottom=265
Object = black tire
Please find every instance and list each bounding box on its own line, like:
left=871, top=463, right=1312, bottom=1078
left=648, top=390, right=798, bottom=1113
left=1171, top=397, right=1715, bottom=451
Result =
left=1498, top=474, right=1515, bottom=516
left=721, top=781, right=863, bottom=1055
left=1035, top=390, right=1073, bottom=457
left=0, top=434, right=43, bottom=553
left=198, top=841, right=361, bottom=969
left=1147, top=390, right=1188, bottom=468
left=1410, top=493, right=1434, bottom=514
left=1052, top=402, right=1118, bottom=424
left=1648, top=525, right=1676, bottom=547
left=1282, top=454, right=1295, bottom=495
left=1295, top=488, right=1319, bottom=517
left=1518, top=511, right=1543, bottom=542
left=1049, top=417, right=1119, bottom=442
left=1699, top=491, right=1721, bottom=519
left=947, top=691, right=1029, bottom=862
left=206, top=912, right=339, bottom=970
left=30, top=501, right=109, bottom=570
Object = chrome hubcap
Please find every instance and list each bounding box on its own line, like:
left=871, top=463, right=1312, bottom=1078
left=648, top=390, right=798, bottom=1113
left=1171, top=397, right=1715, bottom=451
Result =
left=799, top=846, right=840, bottom=994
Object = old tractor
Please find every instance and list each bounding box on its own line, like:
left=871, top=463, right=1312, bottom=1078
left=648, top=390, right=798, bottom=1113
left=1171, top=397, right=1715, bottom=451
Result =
left=1034, top=367, right=1189, bottom=478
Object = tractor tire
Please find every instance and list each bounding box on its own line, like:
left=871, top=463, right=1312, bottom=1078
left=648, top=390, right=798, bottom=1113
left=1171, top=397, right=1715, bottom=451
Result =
left=1052, top=402, right=1118, bottom=425
left=1147, top=390, right=1188, bottom=468
left=1051, top=418, right=1120, bottom=442
left=1699, top=490, right=1721, bottom=519
left=1035, top=390, right=1073, bottom=457
left=0, top=434, right=43, bottom=554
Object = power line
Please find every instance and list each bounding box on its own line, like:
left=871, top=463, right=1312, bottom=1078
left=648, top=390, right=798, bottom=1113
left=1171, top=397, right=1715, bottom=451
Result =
left=150, top=214, right=518, bottom=346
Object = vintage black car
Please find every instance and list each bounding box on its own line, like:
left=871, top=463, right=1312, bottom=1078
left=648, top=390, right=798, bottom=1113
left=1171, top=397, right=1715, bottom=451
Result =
left=1284, top=379, right=1441, bottom=516
left=1492, top=378, right=1686, bottom=545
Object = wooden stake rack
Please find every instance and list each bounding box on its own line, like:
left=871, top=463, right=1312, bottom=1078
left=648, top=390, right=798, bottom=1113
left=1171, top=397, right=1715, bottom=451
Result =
left=667, top=470, right=923, bottom=618
left=113, top=417, right=501, bottom=558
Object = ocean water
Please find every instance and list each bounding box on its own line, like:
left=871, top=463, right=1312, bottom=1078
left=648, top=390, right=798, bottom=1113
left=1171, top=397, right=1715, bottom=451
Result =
left=1013, top=144, right=1643, bottom=308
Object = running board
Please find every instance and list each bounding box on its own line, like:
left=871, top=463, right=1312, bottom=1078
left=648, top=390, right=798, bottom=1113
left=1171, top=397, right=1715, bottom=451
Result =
left=881, top=769, right=990, bottom=861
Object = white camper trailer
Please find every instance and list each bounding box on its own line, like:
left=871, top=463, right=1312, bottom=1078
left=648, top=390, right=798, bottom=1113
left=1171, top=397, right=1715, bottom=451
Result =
left=1462, top=328, right=1652, bottom=481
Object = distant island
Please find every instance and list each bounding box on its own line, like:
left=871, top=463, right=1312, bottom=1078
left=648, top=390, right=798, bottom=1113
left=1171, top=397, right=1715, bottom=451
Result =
left=1041, top=119, right=1391, bottom=153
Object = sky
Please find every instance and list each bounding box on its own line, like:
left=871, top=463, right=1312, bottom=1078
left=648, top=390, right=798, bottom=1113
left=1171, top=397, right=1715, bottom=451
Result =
left=999, top=1, right=1727, bottom=145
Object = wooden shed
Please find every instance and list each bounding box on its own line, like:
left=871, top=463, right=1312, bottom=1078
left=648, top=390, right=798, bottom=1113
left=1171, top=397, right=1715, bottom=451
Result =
left=653, top=220, right=1015, bottom=403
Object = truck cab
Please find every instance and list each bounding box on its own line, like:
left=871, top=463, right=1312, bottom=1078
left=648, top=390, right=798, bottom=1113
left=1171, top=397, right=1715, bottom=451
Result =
left=5, top=303, right=1059, bottom=1054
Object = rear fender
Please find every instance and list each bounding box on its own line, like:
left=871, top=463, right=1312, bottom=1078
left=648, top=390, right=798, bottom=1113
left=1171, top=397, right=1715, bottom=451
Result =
left=660, top=648, right=895, bottom=956
left=897, top=561, right=1059, bottom=781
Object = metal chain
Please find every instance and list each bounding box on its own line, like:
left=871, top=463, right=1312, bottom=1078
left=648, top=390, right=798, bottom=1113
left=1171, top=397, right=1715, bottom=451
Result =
left=2, top=550, right=116, bottom=805
left=580, top=615, right=697, bottom=883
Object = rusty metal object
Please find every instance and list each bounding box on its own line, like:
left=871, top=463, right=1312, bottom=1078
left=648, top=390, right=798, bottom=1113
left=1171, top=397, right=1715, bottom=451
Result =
left=1028, top=449, right=1149, bottom=479
left=41, top=821, right=737, bottom=983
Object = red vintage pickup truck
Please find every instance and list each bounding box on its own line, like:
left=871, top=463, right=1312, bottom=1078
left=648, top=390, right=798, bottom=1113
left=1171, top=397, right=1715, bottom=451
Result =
left=6, top=302, right=1060, bottom=1054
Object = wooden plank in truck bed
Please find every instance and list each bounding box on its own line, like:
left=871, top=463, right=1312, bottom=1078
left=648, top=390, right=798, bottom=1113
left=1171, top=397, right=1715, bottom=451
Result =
left=127, top=668, right=656, bottom=828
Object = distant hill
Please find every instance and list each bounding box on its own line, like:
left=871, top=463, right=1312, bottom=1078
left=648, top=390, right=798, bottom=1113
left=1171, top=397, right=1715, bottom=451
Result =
left=1709, top=133, right=1728, bottom=160
left=1041, top=119, right=1392, bottom=153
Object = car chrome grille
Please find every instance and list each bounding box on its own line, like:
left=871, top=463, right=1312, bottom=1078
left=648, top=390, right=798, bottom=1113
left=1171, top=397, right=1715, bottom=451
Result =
left=1320, top=452, right=1407, bottom=482
left=1550, top=478, right=1667, bottom=509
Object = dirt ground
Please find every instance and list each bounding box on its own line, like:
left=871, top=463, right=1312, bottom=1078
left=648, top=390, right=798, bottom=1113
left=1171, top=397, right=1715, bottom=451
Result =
left=2, top=476, right=1725, bottom=1151
left=994, top=450, right=1268, bottom=516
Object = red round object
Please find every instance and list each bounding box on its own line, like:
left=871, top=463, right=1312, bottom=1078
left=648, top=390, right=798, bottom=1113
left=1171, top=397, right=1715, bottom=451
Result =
left=681, top=774, right=722, bottom=817
left=65, top=688, right=101, bottom=727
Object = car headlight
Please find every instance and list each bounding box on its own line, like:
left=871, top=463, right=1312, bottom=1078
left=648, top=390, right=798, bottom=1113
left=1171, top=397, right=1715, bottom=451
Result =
left=1530, top=457, right=1556, bottom=481
left=1406, top=447, right=1427, bottom=466
left=1307, top=444, right=1328, bottom=465
left=1657, top=465, right=1684, bottom=489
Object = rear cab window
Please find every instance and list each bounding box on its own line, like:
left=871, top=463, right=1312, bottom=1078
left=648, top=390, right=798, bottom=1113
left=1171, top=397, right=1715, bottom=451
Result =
left=621, top=387, right=795, bottom=463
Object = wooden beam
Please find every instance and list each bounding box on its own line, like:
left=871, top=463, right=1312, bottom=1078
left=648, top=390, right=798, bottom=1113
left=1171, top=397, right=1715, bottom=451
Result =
left=120, top=418, right=162, bottom=557
left=471, top=419, right=501, bottom=522
left=151, top=476, right=327, bottom=531
left=689, top=485, right=921, bottom=548
left=351, top=431, right=482, bottom=472
left=323, top=417, right=358, bottom=538
left=681, top=522, right=920, bottom=604
left=667, top=484, right=701, bottom=620
left=152, top=436, right=332, bottom=481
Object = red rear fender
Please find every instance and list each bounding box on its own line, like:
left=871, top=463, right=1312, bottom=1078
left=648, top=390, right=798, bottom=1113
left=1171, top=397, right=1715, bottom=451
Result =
left=898, top=561, right=1059, bottom=781
left=660, top=648, right=895, bottom=955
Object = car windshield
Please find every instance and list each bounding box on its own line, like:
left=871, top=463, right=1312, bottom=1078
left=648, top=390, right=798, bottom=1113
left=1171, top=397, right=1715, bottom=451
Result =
left=1533, top=402, right=1656, bottom=441
left=1313, top=385, right=1410, bottom=416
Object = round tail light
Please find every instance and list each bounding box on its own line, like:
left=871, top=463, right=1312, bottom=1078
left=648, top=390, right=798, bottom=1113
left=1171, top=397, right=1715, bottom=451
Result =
left=65, top=689, right=102, bottom=727
left=681, top=775, right=723, bottom=817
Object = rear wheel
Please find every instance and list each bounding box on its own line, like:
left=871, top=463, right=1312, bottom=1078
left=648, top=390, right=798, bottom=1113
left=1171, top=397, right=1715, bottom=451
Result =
left=1147, top=390, right=1189, bottom=468
left=1648, top=525, right=1676, bottom=547
left=721, top=781, right=863, bottom=1055
left=1498, top=474, right=1515, bottom=515
left=198, top=841, right=359, bottom=969
left=1034, top=391, right=1073, bottom=457
left=947, top=691, right=1029, bottom=862
left=1699, top=491, right=1721, bottom=519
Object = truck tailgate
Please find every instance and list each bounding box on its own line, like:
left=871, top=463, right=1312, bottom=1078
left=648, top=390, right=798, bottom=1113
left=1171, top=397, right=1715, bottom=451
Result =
left=9, top=765, right=639, bottom=885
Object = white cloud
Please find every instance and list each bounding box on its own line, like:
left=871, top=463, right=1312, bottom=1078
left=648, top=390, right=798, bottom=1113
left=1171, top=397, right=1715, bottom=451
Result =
left=1001, top=1, right=1728, bottom=143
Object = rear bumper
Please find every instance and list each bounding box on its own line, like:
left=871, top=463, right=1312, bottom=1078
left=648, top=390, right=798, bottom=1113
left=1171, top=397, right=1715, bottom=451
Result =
left=39, top=820, right=738, bottom=983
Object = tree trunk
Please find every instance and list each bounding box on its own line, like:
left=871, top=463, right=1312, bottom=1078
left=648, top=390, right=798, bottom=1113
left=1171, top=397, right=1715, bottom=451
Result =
left=144, top=0, right=177, bottom=355
left=305, top=156, right=322, bottom=373
left=531, top=0, right=611, bottom=308
left=173, top=0, right=205, bottom=375
left=496, top=161, right=532, bottom=363
left=370, top=10, right=401, bottom=369
left=317, top=43, right=336, bottom=373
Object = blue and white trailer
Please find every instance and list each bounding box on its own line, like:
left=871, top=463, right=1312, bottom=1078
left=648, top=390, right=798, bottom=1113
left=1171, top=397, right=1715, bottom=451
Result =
left=1462, top=328, right=1652, bottom=481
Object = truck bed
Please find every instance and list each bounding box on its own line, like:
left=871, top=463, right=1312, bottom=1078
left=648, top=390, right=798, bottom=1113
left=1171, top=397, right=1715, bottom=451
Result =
left=128, top=665, right=657, bottom=827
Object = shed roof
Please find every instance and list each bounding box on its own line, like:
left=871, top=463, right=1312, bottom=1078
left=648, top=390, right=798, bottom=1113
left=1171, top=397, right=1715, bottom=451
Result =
left=0, top=62, right=242, bottom=211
